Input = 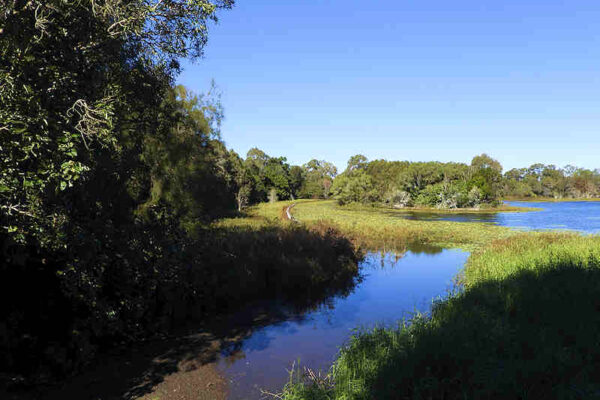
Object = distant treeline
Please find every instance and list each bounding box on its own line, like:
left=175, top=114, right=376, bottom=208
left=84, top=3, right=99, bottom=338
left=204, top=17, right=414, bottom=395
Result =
left=331, top=155, right=600, bottom=208
left=245, top=149, right=600, bottom=208
left=250, top=152, right=600, bottom=209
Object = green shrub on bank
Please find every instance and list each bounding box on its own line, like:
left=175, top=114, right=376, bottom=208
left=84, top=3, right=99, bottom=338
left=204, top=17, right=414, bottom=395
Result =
left=0, top=219, right=359, bottom=384
left=280, top=233, right=600, bottom=399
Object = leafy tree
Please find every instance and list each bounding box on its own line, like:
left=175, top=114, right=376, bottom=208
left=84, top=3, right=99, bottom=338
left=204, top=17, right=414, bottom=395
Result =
left=138, top=85, right=234, bottom=230
left=243, top=148, right=295, bottom=202
left=384, top=189, right=412, bottom=208
left=264, top=157, right=292, bottom=199
left=300, top=159, right=337, bottom=199
left=470, top=153, right=503, bottom=174
left=469, top=154, right=502, bottom=202
left=289, top=166, right=306, bottom=200
left=0, top=0, right=236, bottom=380
left=1, top=0, right=233, bottom=243
left=331, top=170, right=376, bottom=206
left=346, top=154, right=369, bottom=172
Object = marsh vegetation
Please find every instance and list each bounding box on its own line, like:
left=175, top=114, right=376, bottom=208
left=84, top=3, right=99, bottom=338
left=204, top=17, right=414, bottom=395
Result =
left=3, top=2, right=600, bottom=399
left=280, top=233, right=600, bottom=399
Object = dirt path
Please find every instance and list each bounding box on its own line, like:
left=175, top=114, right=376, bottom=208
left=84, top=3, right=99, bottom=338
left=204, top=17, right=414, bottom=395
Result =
left=284, top=203, right=297, bottom=222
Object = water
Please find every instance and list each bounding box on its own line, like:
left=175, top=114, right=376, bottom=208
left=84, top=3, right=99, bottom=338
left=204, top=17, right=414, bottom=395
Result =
left=398, top=201, right=600, bottom=234
left=217, top=202, right=600, bottom=398
left=218, top=247, right=468, bottom=399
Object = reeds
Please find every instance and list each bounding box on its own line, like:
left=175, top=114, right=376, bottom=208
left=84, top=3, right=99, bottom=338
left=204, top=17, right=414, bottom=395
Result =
left=270, top=201, right=600, bottom=399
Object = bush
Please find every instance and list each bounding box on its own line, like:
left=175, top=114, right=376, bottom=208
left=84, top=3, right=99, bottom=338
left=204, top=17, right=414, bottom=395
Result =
left=0, top=221, right=360, bottom=384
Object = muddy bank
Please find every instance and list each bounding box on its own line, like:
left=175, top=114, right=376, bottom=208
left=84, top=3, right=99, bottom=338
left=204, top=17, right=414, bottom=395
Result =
left=1, top=301, right=324, bottom=400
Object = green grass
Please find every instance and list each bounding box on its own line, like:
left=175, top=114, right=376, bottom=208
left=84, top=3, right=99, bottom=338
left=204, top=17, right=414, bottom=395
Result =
left=245, top=199, right=518, bottom=251
left=280, top=233, right=600, bottom=399
left=252, top=201, right=600, bottom=399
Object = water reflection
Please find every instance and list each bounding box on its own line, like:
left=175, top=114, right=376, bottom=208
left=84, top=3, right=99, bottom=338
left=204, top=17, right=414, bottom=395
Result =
left=398, top=211, right=498, bottom=223
left=218, top=246, right=468, bottom=399
left=392, top=201, right=600, bottom=234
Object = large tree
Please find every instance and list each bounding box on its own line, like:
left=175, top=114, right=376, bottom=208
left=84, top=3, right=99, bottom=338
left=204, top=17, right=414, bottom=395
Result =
left=1, top=0, right=233, bottom=243
left=0, top=0, right=235, bottom=379
left=300, top=159, right=338, bottom=198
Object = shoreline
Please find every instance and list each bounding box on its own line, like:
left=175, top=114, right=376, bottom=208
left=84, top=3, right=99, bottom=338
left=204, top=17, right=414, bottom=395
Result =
left=341, top=203, right=541, bottom=214
left=503, top=197, right=600, bottom=203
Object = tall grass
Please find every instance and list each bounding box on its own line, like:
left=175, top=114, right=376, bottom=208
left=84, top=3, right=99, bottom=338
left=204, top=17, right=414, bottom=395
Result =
left=279, top=233, right=600, bottom=399
left=250, top=199, right=517, bottom=251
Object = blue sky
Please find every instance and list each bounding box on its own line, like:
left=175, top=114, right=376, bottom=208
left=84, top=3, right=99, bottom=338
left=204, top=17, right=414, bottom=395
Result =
left=177, top=0, right=600, bottom=172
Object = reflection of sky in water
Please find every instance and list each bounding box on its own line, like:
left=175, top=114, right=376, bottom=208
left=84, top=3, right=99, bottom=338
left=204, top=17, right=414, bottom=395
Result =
left=217, top=203, right=600, bottom=398
left=218, top=249, right=468, bottom=399
left=398, top=201, right=600, bottom=234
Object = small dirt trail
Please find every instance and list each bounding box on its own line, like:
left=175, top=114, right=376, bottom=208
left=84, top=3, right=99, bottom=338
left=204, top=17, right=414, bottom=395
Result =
left=284, top=203, right=298, bottom=222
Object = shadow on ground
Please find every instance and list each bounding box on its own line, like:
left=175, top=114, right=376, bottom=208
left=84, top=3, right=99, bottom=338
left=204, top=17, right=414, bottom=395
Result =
left=2, top=297, right=353, bottom=400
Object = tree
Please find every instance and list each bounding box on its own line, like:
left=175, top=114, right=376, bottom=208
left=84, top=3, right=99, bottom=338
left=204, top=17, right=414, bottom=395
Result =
left=138, top=85, right=234, bottom=229
left=289, top=166, right=306, bottom=200
left=469, top=154, right=503, bottom=202
left=346, top=154, right=369, bottom=173
left=300, top=159, right=338, bottom=199
left=470, top=154, right=503, bottom=174
left=331, top=170, right=375, bottom=205
left=263, top=157, right=292, bottom=200
left=1, top=0, right=233, bottom=243
left=0, top=0, right=236, bottom=379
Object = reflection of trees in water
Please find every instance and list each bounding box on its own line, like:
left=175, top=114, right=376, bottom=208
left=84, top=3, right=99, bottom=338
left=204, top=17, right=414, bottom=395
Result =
left=7, top=255, right=362, bottom=400
left=397, top=211, right=499, bottom=223
left=219, top=274, right=364, bottom=362
left=370, top=243, right=446, bottom=269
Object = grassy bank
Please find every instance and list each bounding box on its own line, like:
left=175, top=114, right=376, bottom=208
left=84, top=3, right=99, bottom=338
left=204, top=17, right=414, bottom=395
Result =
left=245, top=199, right=518, bottom=251
left=280, top=233, right=600, bottom=399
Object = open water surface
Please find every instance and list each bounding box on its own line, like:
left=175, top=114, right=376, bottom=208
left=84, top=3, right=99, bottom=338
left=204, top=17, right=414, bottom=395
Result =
left=398, top=201, right=600, bottom=234
left=219, top=246, right=468, bottom=398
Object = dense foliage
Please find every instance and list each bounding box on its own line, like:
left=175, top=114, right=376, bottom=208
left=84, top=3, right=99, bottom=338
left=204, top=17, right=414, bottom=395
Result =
left=503, top=163, right=600, bottom=199
left=330, top=154, right=600, bottom=208
left=331, top=154, right=500, bottom=208
left=0, top=0, right=362, bottom=384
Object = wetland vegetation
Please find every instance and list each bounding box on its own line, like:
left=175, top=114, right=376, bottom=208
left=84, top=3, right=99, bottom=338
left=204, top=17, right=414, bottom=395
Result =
left=3, top=1, right=600, bottom=399
left=278, top=215, right=600, bottom=399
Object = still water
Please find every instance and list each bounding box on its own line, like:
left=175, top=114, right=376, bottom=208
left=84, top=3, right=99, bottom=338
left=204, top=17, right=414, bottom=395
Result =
left=399, top=201, right=600, bottom=234
left=218, top=247, right=468, bottom=399
left=218, top=202, right=600, bottom=398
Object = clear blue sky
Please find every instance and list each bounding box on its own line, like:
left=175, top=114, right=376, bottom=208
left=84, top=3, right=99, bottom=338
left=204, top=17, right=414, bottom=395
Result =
left=177, top=0, right=600, bottom=172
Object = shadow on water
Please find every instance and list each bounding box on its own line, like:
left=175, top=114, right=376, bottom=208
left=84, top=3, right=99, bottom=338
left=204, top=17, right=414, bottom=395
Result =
left=3, top=298, right=356, bottom=400
left=1, top=266, right=360, bottom=400
left=3, top=243, right=465, bottom=400
left=219, top=245, right=468, bottom=399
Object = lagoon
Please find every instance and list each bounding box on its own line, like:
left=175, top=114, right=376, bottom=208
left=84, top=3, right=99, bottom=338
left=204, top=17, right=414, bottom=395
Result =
left=219, top=201, right=600, bottom=398
left=219, top=247, right=467, bottom=399
left=398, top=201, right=600, bottom=234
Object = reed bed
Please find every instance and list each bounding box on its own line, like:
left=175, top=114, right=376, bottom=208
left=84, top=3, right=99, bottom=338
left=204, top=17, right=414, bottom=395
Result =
left=269, top=201, right=600, bottom=399
left=245, top=199, right=517, bottom=251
